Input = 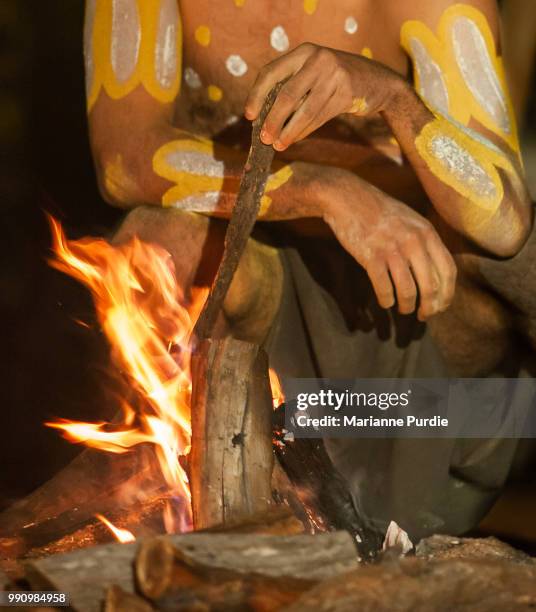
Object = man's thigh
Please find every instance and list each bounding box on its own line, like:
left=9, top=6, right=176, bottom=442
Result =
left=112, top=206, right=283, bottom=343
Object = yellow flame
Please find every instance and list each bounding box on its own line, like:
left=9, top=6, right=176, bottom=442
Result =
left=95, top=514, right=136, bottom=543
left=269, top=368, right=285, bottom=409
left=46, top=216, right=207, bottom=530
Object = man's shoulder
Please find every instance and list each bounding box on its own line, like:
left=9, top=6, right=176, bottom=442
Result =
left=385, top=0, right=498, bottom=34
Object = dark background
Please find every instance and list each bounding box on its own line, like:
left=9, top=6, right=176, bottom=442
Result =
left=0, top=1, right=123, bottom=507
left=0, top=2, right=535, bottom=511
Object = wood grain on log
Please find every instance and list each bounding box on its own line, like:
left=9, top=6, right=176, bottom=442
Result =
left=24, top=532, right=358, bottom=612
left=193, top=82, right=283, bottom=342
left=416, top=534, right=536, bottom=565
left=104, top=585, right=154, bottom=612
left=136, top=536, right=314, bottom=610
left=201, top=505, right=304, bottom=536
left=190, top=338, right=274, bottom=529
left=285, top=556, right=536, bottom=612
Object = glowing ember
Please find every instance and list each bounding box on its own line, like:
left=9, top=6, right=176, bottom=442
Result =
left=46, top=216, right=207, bottom=533
left=269, top=368, right=285, bottom=409
left=95, top=514, right=136, bottom=543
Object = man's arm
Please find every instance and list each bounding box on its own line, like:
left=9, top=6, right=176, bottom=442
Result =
left=85, top=0, right=456, bottom=319
left=85, top=0, right=324, bottom=221
left=246, top=0, right=532, bottom=257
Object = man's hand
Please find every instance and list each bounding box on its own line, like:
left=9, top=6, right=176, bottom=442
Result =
left=319, top=170, right=457, bottom=320
left=244, top=43, right=399, bottom=152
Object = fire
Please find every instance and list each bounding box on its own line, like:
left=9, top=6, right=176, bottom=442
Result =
left=269, top=368, right=285, bottom=408
left=46, top=216, right=206, bottom=533
left=95, top=514, right=136, bottom=543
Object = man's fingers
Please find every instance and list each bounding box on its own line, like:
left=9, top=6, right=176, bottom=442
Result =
left=244, top=46, right=311, bottom=121
left=425, top=231, right=457, bottom=312
left=260, top=67, right=318, bottom=145
left=367, top=260, right=395, bottom=310
left=274, top=84, right=335, bottom=150
left=289, top=88, right=340, bottom=145
left=387, top=254, right=418, bottom=315
left=403, top=239, right=440, bottom=320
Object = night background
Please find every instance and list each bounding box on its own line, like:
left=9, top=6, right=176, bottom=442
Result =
left=1, top=0, right=535, bottom=541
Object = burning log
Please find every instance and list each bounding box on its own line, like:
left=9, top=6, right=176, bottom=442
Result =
left=0, top=444, right=165, bottom=558
left=190, top=338, right=274, bottom=529
left=24, top=532, right=359, bottom=612
left=135, top=536, right=314, bottom=610
left=273, top=403, right=384, bottom=559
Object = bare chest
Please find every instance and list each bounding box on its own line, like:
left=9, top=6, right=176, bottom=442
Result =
left=176, top=0, right=408, bottom=135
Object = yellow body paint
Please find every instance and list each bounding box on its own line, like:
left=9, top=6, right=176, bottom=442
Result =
left=349, top=97, right=368, bottom=115
left=86, top=0, right=182, bottom=111
left=153, top=139, right=292, bottom=218
left=360, top=47, right=373, bottom=59
left=415, top=116, right=516, bottom=215
left=260, top=165, right=294, bottom=216
left=234, top=0, right=246, bottom=6
left=103, top=154, right=139, bottom=203
left=303, top=0, right=318, bottom=16
left=208, top=85, right=223, bottom=102
left=194, top=25, right=211, bottom=46
left=401, top=4, right=518, bottom=152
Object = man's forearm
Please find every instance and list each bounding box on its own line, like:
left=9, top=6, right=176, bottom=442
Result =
left=94, top=120, right=325, bottom=222
left=380, top=79, right=532, bottom=257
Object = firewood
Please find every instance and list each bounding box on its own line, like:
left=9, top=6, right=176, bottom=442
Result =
left=416, top=534, right=536, bottom=565
left=273, top=403, right=384, bottom=559
left=25, top=532, right=358, bottom=612
left=0, top=443, right=164, bottom=558
left=105, top=585, right=154, bottom=612
left=190, top=338, right=274, bottom=529
left=201, top=505, right=305, bottom=536
left=136, top=536, right=315, bottom=610
left=285, top=556, right=536, bottom=611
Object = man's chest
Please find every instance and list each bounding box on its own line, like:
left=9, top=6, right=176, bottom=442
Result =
left=177, top=0, right=408, bottom=132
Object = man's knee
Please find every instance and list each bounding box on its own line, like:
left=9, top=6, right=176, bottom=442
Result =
left=112, top=205, right=283, bottom=342
left=112, top=206, right=220, bottom=291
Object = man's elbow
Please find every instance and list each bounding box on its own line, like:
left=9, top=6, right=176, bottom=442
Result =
left=490, top=206, right=534, bottom=258
left=93, top=150, right=146, bottom=209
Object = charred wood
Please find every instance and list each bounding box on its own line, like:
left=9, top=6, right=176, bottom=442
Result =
left=273, top=403, right=384, bottom=559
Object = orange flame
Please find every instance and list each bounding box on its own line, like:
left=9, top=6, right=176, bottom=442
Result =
left=95, top=514, right=136, bottom=543
left=269, top=368, right=285, bottom=409
left=46, top=216, right=207, bottom=531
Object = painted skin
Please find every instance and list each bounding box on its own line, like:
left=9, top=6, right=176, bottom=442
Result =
left=87, top=0, right=532, bottom=369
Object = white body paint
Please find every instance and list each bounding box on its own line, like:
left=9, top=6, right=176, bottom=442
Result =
left=83, top=0, right=96, bottom=96
left=440, top=112, right=504, bottom=155
left=184, top=67, right=202, bottom=89
left=270, top=25, right=289, bottom=52
left=170, top=191, right=221, bottom=211
left=344, top=16, right=358, bottom=35
left=430, top=133, right=497, bottom=198
left=165, top=149, right=225, bottom=178
left=110, top=0, right=141, bottom=83
left=451, top=17, right=511, bottom=134
left=225, top=54, right=248, bottom=77
left=155, top=0, right=179, bottom=89
left=409, top=37, right=449, bottom=115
